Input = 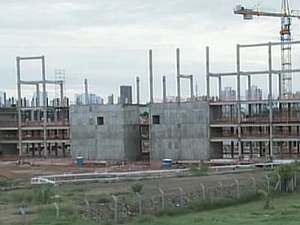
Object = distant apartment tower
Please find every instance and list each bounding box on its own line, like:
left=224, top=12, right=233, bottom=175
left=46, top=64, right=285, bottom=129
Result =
left=119, top=85, right=132, bottom=104
left=75, top=93, right=103, bottom=105
left=245, top=85, right=262, bottom=100
left=108, top=94, right=114, bottom=105
left=0, top=91, right=6, bottom=106
left=220, top=87, right=236, bottom=101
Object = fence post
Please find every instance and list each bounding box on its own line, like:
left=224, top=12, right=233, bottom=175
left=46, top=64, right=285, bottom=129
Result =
left=251, top=177, right=256, bottom=193
left=19, top=207, right=26, bottom=225
left=178, top=186, right=184, bottom=207
left=159, top=188, right=165, bottom=209
left=54, top=203, right=59, bottom=220
left=265, top=174, right=270, bottom=192
left=218, top=181, right=223, bottom=198
left=84, top=198, right=91, bottom=221
left=294, top=172, right=297, bottom=188
left=234, top=178, right=240, bottom=199
left=112, top=195, right=118, bottom=223
left=136, top=192, right=142, bottom=216
left=275, top=173, right=281, bottom=192
left=200, top=183, right=205, bottom=200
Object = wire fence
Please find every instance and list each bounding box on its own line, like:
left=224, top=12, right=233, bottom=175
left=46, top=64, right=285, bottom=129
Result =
left=1, top=171, right=299, bottom=224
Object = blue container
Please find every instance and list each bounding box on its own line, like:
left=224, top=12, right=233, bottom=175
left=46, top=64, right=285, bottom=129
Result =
left=76, top=157, right=84, bottom=167
left=162, top=159, right=173, bottom=168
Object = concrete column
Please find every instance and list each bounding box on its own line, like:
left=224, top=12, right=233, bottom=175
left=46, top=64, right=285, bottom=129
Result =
left=268, top=43, right=273, bottom=158
left=38, top=143, right=41, bottom=157
left=31, top=110, right=35, bottom=122
left=42, top=56, right=47, bottom=158
left=60, top=82, right=64, bottom=106
left=32, top=143, right=35, bottom=157
left=206, top=47, right=210, bottom=100
left=55, top=143, right=58, bottom=157
left=218, top=76, right=222, bottom=100
left=162, top=76, right=167, bottom=103
left=62, top=143, right=66, bottom=157
left=231, top=141, right=234, bottom=158
left=236, top=44, right=242, bottom=159
left=190, top=75, right=194, bottom=100
left=16, top=57, right=22, bottom=157
left=247, top=75, right=251, bottom=98
left=249, top=142, right=253, bottom=159
left=149, top=49, right=154, bottom=104
left=176, top=48, right=181, bottom=103
left=136, top=76, right=140, bottom=105
left=84, top=79, right=89, bottom=105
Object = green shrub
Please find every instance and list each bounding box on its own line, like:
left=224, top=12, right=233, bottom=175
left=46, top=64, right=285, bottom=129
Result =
left=131, top=183, right=143, bottom=193
left=190, top=164, right=209, bottom=176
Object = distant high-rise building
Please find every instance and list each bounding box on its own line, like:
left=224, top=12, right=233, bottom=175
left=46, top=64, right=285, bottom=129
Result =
left=245, top=85, right=262, bottom=100
left=220, top=87, right=236, bottom=101
left=108, top=94, right=114, bottom=105
left=75, top=93, right=103, bottom=105
left=0, top=91, right=6, bottom=106
left=119, top=85, right=132, bottom=104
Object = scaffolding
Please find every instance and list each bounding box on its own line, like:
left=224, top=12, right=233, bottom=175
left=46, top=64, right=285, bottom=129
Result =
left=207, top=40, right=300, bottom=159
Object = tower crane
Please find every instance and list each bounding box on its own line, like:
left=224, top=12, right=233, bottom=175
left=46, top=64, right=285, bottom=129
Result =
left=234, top=1, right=300, bottom=99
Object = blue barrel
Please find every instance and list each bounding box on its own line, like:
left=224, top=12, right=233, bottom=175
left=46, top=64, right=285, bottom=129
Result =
left=162, top=159, right=173, bottom=168
left=76, top=157, right=84, bottom=167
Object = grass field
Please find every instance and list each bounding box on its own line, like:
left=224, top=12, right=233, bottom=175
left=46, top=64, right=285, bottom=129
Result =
left=10, top=192, right=299, bottom=225
left=126, top=193, right=300, bottom=225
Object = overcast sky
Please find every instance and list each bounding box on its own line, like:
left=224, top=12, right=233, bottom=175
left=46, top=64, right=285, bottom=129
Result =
left=1, top=0, right=300, bottom=103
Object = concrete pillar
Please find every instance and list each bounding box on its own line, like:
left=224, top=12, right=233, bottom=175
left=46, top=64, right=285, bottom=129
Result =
left=84, top=78, right=89, bottom=105
left=42, top=56, right=47, bottom=158
left=231, top=141, right=234, bottom=158
left=62, top=143, right=66, bottom=157
left=60, top=82, right=64, bottom=106
left=38, top=143, right=41, bottom=157
left=249, top=142, right=253, bottom=159
left=218, top=76, right=222, bottom=99
left=149, top=49, right=154, bottom=104
left=32, top=143, right=35, bottom=157
left=162, top=76, right=167, bottom=103
left=206, top=46, right=210, bottom=100
left=17, top=57, right=22, bottom=157
left=31, top=110, right=34, bottom=122
left=136, top=76, right=140, bottom=105
left=55, top=143, right=58, bottom=157
left=190, top=75, right=194, bottom=100
left=176, top=48, right=181, bottom=103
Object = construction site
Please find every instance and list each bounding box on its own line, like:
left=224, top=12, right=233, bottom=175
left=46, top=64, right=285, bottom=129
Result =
left=0, top=1, right=300, bottom=168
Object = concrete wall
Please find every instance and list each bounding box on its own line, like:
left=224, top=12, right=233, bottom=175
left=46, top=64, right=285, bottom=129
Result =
left=69, top=104, right=141, bottom=162
left=150, top=102, right=210, bottom=161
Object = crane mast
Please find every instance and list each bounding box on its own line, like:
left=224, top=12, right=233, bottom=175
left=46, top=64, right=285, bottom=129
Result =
left=234, top=0, right=300, bottom=99
left=281, top=0, right=292, bottom=98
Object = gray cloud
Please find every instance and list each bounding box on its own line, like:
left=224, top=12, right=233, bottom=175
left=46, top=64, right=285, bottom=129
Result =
left=1, top=0, right=300, bottom=103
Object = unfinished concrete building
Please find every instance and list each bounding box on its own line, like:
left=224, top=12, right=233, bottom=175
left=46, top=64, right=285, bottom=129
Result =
left=207, top=41, right=300, bottom=159
left=150, top=101, right=211, bottom=161
left=69, top=104, right=142, bottom=162
left=148, top=48, right=215, bottom=162
left=0, top=56, right=70, bottom=159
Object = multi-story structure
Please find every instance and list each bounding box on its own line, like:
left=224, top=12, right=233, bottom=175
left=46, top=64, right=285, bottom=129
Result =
left=0, top=56, right=70, bottom=159
left=119, top=85, right=132, bottom=104
left=207, top=41, right=300, bottom=159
